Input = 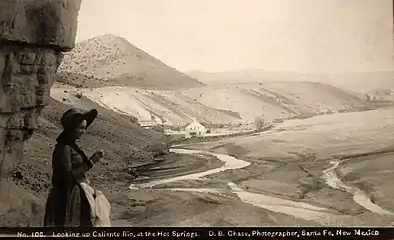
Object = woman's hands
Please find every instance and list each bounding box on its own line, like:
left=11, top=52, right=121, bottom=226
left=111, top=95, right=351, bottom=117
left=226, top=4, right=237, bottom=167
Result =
left=90, top=150, right=104, bottom=164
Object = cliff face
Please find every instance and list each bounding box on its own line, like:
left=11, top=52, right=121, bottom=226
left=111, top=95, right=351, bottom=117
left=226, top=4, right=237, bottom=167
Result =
left=0, top=0, right=81, bottom=181
left=0, top=0, right=81, bottom=226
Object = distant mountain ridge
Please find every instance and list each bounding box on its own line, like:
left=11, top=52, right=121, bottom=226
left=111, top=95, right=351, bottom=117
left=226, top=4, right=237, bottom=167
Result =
left=187, top=69, right=394, bottom=93
left=58, top=34, right=204, bottom=90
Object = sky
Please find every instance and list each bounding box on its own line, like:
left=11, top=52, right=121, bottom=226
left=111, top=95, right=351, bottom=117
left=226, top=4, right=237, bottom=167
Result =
left=76, top=0, right=393, bottom=73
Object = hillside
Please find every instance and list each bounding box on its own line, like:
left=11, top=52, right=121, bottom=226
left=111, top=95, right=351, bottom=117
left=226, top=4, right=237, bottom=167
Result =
left=2, top=96, right=168, bottom=227
left=57, top=34, right=203, bottom=90
left=51, top=82, right=241, bottom=127
left=51, top=80, right=373, bottom=127
left=182, top=81, right=371, bottom=122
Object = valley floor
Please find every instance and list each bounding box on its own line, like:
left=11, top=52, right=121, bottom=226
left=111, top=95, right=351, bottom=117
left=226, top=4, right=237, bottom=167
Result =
left=3, top=106, right=394, bottom=227
left=111, top=106, right=394, bottom=227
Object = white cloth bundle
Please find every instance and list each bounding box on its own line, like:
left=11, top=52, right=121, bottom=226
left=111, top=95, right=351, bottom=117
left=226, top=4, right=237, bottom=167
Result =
left=79, top=182, right=111, bottom=227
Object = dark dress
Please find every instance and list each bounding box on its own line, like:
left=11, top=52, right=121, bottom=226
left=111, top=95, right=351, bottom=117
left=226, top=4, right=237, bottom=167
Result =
left=44, top=133, right=94, bottom=227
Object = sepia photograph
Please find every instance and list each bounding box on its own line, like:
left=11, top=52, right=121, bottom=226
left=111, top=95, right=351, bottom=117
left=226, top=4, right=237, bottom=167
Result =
left=0, top=0, right=393, bottom=234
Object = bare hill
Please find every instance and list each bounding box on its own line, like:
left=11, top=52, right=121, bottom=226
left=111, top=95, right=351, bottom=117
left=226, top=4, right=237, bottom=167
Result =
left=58, top=34, right=203, bottom=90
left=51, top=80, right=372, bottom=127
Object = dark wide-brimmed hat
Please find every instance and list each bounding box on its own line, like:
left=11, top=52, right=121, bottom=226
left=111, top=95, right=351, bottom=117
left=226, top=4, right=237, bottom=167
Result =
left=60, top=108, right=98, bottom=130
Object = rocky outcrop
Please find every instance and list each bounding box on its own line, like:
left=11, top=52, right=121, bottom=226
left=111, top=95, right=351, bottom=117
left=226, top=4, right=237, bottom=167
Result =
left=0, top=0, right=80, bottom=50
left=0, top=0, right=81, bottom=185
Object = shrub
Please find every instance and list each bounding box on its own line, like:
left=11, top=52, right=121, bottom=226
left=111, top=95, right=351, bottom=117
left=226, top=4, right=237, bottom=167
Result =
left=254, top=116, right=265, bottom=130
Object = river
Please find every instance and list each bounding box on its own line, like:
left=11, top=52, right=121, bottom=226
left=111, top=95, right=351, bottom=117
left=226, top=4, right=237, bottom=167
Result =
left=322, top=160, right=394, bottom=216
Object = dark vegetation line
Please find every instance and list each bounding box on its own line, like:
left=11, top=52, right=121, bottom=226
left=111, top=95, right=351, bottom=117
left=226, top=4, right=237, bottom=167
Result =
left=170, top=124, right=275, bottom=146
left=336, top=147, right=394, bottom=161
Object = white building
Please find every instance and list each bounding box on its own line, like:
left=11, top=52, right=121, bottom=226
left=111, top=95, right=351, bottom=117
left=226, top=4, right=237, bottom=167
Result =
left=138, top=114, right=163, bottom=129
left=139, top=120, right=159, bottom=129
left=185, top=117, right=207, bottom=138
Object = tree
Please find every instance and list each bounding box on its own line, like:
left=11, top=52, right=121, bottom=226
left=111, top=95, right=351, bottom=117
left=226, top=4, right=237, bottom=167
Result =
left=254, top=116, right=265, bottom=130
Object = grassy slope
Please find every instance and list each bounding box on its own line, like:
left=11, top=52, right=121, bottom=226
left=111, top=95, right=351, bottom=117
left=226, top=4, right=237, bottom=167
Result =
left=0, top=97, right=167, bottom=227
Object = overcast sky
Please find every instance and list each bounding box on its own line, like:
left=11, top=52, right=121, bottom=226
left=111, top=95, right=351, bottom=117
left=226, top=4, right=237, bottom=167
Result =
left=76, top=0, right=393, bottom=73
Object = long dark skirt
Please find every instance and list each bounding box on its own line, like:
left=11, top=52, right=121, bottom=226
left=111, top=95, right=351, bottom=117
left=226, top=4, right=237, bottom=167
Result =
left=44, top=184, right=93, bottom=227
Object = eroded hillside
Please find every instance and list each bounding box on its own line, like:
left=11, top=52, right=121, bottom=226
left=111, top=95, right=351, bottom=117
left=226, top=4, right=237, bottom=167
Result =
left=51, top=80, right=371, bottom=127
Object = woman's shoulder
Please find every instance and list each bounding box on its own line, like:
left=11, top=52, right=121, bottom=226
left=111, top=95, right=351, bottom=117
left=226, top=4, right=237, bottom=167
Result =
left=54, top=142, right=72, bottom=153
left=54, top=142, right=84, bottom=155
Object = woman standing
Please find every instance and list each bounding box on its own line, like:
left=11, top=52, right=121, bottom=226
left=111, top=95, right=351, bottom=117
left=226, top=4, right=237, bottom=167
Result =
left=44, top=108, right=104, bottom=227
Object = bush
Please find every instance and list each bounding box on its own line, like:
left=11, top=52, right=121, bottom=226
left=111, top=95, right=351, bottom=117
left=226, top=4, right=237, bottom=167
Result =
left=254, top=116, right=265, bottom=130
left=75, top=92, right=83, bottom=99
left=150, top=125, right=164, bottom=133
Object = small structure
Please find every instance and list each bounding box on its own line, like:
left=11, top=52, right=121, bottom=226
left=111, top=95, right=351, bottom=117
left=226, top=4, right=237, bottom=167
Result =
left=185, top=117, right=207, bottom=138
left=139, top=115, right=163, bottom=129
left=163, top=121, right=172, bottom=130
left=139, top=120, right=160, bottom=129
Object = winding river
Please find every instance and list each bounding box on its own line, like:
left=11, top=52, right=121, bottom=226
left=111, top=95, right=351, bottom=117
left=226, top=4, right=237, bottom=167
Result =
left=129, top=149, right=250, bottom=189
left=322, top=160, right=394, bottom=216
left=129, top=148, right=394, bottom=223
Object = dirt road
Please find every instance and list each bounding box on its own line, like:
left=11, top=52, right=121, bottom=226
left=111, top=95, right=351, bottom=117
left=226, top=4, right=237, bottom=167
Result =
left=115, top=107, right=394, bottom=226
